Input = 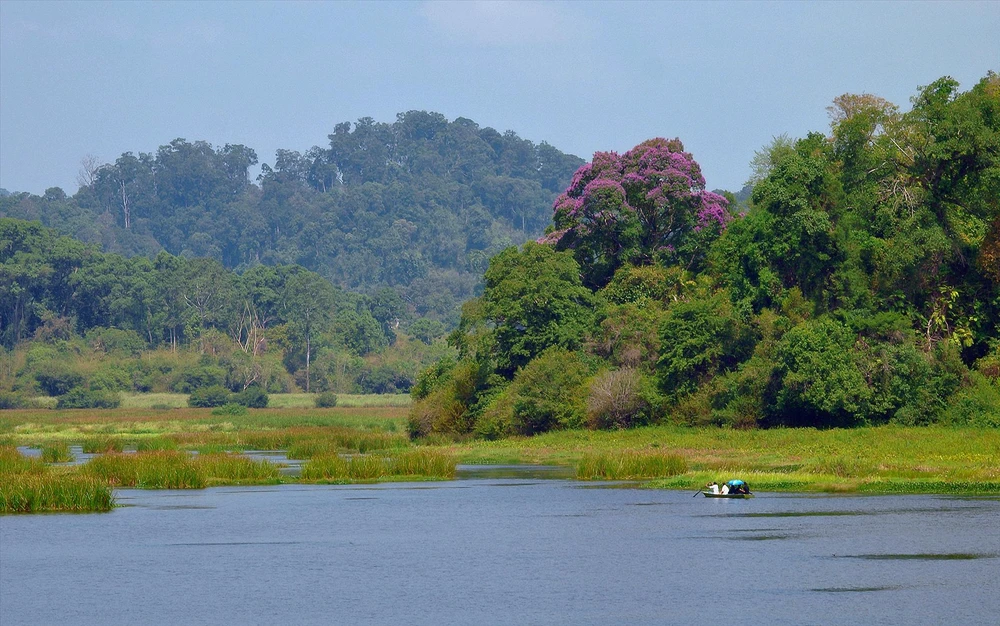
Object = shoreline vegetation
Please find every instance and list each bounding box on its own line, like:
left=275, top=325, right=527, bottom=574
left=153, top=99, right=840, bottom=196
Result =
left=3, top=402, right=999, bottom=513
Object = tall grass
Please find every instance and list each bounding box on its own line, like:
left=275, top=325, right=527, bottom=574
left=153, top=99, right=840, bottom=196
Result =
left=577, top=451, right=688, bottom=480
left=195, top=453, right=281, bottom=484
left=1, top=445, right=115, bottom=513
left=388, top=449, right=457, bottom=478
left=302, top=450, right=455, bottom=482
left=82, top=451, right=281, bottom=488
left=84, top=451, right=206, bottom=489
left=0, top=445, right=45, bottom=475
left=40, top=442, right=74, bottom=463
left=1, top=474, right=115, bottom=513
left=81, top=436, right=125, bottom=453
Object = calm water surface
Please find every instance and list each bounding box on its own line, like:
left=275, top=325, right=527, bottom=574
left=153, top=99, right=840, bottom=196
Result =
left=2, top=475, right=998, bottom=625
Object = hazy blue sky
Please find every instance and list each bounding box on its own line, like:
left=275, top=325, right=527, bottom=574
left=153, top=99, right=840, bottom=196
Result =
left=1, top=1, right=998, bottom=195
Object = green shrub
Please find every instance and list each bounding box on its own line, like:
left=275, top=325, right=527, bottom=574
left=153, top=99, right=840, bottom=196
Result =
left=211, top=403, right=248, bottom=416
left=0, top=391, right=30, bottom=409
left=315, top=391, right=339, bottom=408
left=88, top=366, right=132, bottom=392
left=940, top=373, right=1000, bottom=427
left=188, top=385, right=232, bottom=408
left=232, top=386, right=268, bottom=408
left=56, top=388, right=121, bottom=409
left=86, top=328, right=146, bottom=356
left=505, top=348, right=591, bottom=435
left=35, top=361, right=84, bottom=396
left=175, top=365, right=227, bottom=394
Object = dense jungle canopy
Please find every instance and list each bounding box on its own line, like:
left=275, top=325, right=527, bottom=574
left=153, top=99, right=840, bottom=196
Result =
left=411, top=73, right=1000, bottom=437
left=0, top=111, right=584, bottom=325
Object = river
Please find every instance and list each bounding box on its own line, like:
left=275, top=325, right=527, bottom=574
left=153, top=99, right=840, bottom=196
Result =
left=2, top=471, right=998, bottom=625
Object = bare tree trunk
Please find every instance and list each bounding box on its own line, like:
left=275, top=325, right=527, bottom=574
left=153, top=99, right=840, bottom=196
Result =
left=119, top=180, right=131, bottom=229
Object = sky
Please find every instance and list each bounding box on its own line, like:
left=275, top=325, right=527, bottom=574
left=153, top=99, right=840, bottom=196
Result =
left=1, top=1, right=998, bottom=196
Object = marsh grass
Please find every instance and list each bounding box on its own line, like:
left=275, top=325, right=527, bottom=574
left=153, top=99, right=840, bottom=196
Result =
left=388, top=449, right=456, bottom=478
left=84, top=451, right=206, bottom=489
left=194, top=453, right=281, bottom=484
left=302, top=450, right=455, bottom=482
left=577, top=451, right=688, bottom=480
left=1, top=473, right=115, bottom=513
left=82, top=450, right=281, bottom=488
left=131, top=437, right=178, bottom=452
left=0, top=445, right=45, bottom=475
left=41, top=442, right=74, bottom=463
left=1, top=445, right=115, bottom=513
left=81, top=436, right=125, bottom=453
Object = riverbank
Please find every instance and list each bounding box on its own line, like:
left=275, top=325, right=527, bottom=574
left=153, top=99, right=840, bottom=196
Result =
left=3, top=405, right=999, bottom=513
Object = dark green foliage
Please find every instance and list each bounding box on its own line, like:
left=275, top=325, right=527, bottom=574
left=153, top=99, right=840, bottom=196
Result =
left=506, top=348, right=592, bottom=435
left=211, top=403, right=248, bottom=416
left=0, top=392, right=30, bottom=409
left=315, top=391, right=338, bottom=408
left=232, top=386, right=268, bottom=408
left=3, top=115, right=582, bottom=323
left=187, top=385, right=232, bottom=408
left=482, top=243, right=597, bottom=377
left=55, top=388, right=121, bottom=409
left=770, top=318, right=870, bottom=427
left=657, top=292, right=754, bottom=398
left=34, top=362, right=85, bottom=396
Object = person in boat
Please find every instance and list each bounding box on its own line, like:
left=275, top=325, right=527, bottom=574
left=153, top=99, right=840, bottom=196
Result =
left=726, top=479, right=750, bottom=494
left=706, top=481, right=720, bottom=494
left=720, top=482, right=729, bottom=495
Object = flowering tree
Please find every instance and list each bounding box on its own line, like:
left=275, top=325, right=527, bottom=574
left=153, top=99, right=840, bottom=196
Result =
left=541, top=138, right=730, bottom=287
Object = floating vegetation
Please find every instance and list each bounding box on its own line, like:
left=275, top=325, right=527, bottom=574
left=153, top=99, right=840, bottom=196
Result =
left=577, top=451, right=687, bottom=480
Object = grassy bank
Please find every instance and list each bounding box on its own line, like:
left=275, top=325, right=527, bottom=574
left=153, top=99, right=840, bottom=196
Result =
left=4, top=404, right=1000, bottom=498
left=430, top=425, right=1000, bottom=494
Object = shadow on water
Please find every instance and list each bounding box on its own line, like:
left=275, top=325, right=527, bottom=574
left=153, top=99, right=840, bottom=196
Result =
left=812, top=586, right=902, bottom=593
left=456, top=464, right=575, bottom=480
left=839, top=553, right=997, bottom=561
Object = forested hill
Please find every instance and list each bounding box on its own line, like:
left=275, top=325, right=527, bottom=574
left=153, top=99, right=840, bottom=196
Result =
left=0, top=111, right=585, bottom=323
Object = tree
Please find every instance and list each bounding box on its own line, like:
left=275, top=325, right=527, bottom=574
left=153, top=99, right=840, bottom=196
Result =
left=547, top=138, right=731, bottom=287
left=481, top=243, right=597, bottom=377
left=283, top=271, right=336, bottom=392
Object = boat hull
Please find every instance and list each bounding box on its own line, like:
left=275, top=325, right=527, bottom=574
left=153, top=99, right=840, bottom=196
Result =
left=702, top=492, right=754, bottom=498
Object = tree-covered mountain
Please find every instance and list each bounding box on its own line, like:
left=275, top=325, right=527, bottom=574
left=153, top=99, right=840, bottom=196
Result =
left=0, top=112, right=584, bottom=324
left=412, top=72, right=1000, bottom=437
left=0, top=217, right=455, bottom=399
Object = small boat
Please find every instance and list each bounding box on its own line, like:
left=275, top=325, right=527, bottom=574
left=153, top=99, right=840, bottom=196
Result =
left=702, top=491, right=754, bottom=498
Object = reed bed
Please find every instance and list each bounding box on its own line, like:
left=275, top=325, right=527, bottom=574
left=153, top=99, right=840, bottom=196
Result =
left=577, top=451, right=688, bottom=480
left=82, top=451, right=281, bottom=488
left=1, top=473, right=115, bottom=513
left=84, top=451, right=206, bottom=489
left=0, top=445, right=45, bottom=475
left=302, top=450, right=455, bottom=482
left=41, top=442, right=74, bottom=463
left=131, top=437, right=178, bottom=452
left=194, top=453, right=281, bottom=484
left=388, top=449, right=457, bottom=478
left=81, top=436, right=125, bottom=453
